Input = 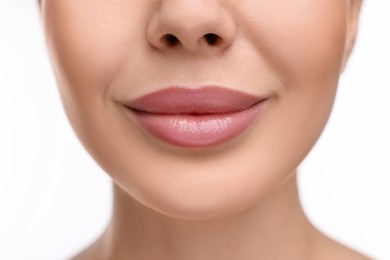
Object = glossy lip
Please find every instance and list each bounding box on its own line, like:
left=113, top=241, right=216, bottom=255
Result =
left=124, top=86, right=267, bottom=147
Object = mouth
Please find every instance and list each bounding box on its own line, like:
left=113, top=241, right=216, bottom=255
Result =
left=124, top=86, right=268, bottom=147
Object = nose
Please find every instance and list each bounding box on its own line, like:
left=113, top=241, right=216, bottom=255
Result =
left=147, top=0, right=236, bottom=54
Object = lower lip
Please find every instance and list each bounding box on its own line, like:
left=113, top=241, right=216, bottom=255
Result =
left=127, top=101, right=266, bottom=147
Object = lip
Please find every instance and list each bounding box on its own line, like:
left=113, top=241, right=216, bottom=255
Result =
left=124, top=86, right=267, bottom=147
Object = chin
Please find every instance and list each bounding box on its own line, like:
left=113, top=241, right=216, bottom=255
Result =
left=115, top=163, right=294, bottom=221
left=136, top=188, right=261, bottom=221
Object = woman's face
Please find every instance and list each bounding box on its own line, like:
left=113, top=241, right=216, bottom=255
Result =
left=41, top=0, right=361, bottom=220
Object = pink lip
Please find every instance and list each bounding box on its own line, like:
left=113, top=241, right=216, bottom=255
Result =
left=125, top=86, right=267, bottom=147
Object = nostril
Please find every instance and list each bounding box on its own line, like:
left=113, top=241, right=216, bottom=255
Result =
left=159, top=33, right=222, bottom=49
left=204, top=33, right=220, bottom=45
left=162, top=34, right=179, bottom=47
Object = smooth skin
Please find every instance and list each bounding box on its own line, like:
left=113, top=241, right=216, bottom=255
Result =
left=40, top=0, right=369, bottom=259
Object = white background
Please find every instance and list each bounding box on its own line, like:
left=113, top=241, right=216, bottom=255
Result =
left=0, top=1, right=389, bottom=259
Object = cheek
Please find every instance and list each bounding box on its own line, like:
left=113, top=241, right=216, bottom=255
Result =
left=43, top=1, right=146, bottom=103
left=239, top=0, right=348, bottom=149
left=242, top=0, right=347, bottom=86
left=42, top=1, right=154, bottom=153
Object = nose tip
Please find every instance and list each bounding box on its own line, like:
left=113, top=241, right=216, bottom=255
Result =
left=147, top=1, right=236, bottom=54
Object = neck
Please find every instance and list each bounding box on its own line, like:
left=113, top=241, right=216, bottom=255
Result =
left=87, top=172, right=319, bottom=260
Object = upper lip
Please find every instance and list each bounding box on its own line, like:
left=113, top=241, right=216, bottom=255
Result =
left=125, top=86, right=266, bottom=114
